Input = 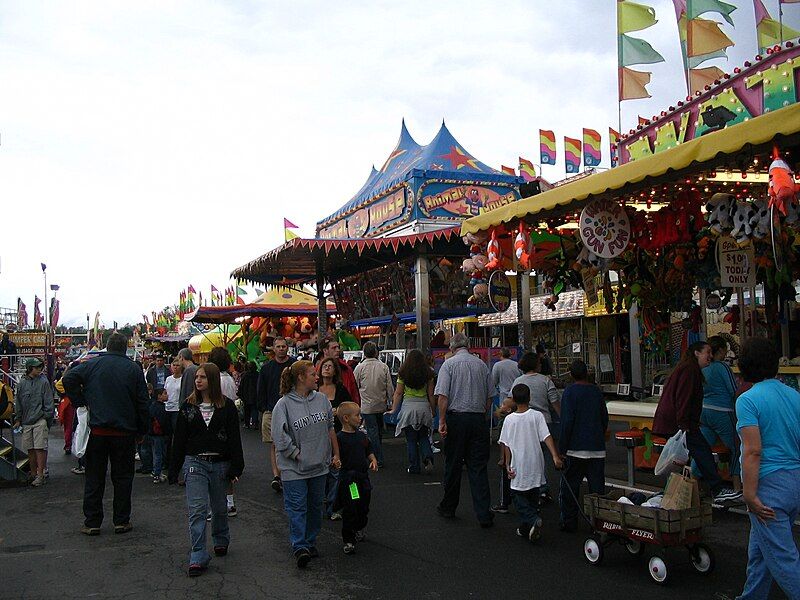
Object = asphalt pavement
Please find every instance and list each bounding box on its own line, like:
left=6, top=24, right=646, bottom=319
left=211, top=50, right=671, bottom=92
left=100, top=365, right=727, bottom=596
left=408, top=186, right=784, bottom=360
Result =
left=1, top=422, right=793, bottom=599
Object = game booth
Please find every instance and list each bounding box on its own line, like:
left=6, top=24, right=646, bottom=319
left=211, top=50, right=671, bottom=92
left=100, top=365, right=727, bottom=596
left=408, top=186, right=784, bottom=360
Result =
left=461, top=44, right=800, bottom=484
left=232, top=121, right=537, bottom=372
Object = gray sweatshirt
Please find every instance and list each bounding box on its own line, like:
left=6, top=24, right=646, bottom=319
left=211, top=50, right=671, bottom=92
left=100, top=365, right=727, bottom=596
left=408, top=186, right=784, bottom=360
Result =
left=271, top=389, right=334, bottom=482
left=16, top=374, right=54, bottom=427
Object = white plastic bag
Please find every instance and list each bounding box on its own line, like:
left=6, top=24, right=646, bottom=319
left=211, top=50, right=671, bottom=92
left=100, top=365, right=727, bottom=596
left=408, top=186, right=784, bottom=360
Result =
left=71, top=407, right=90, bottom=458
left=654, top=429, right=689, bottom=476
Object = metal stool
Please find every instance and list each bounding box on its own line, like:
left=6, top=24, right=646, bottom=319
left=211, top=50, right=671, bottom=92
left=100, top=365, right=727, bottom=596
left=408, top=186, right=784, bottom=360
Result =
left=614, top=430, right=645, bottom=486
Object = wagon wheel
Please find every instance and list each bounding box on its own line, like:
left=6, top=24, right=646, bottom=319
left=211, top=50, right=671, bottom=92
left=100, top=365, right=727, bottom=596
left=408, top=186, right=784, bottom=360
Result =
left=624, top=539, right=645, bottom=557
left=689, top=543, right=715, bottom=575
left=583, top=536, right=604, bottom=565
left=648, top=554, right=670, bottom=585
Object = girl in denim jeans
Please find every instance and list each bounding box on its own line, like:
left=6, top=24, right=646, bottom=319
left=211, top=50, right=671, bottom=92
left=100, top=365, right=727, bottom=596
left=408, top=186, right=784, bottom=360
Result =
left=169, top=362, right=244, bottom=577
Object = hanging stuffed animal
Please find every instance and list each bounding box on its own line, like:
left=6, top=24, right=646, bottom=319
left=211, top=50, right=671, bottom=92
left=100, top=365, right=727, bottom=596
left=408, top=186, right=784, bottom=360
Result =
left=730, top=200, right=757, bottom=246
left=750, top=198, right=772, bottom=239
left=768, top=145, right=799, bottom=217
left=705, top=193, right=736, bottom=235
left=723, top=305, right=740, bottom=334
left=514, top=223, right=532, bottom=270
left=485, top=229, right=503, bottom=271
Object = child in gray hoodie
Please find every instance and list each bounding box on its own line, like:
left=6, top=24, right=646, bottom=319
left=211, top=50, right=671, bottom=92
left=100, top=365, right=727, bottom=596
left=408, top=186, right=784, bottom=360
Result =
left=271, top=360, right=341, bottom=568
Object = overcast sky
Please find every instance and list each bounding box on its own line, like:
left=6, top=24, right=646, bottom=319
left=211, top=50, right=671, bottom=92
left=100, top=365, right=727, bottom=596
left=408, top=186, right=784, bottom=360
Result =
left=0, top=0, right=795, bottom=326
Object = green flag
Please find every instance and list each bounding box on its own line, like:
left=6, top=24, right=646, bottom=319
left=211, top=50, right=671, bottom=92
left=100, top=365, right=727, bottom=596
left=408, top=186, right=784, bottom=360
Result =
left=618, top=1, right=658, bottom=34
left=688, top=0, right=737, bottom=26
left=619, top=34, right=666, bottom=67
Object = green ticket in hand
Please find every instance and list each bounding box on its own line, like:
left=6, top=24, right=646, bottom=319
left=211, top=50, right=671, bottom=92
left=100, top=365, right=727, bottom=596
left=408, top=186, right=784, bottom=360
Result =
left=349, top=482, right=360, bottom=500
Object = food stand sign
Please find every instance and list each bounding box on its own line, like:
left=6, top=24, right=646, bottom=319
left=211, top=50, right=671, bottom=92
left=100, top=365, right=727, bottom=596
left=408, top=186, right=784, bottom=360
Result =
left=9, top=332, right=48, bottom=356
left=579, top=199, right=631, bottom=259
left=716, top=236, right=756, bottom=288
left=488, top=271, right=512, bottom=312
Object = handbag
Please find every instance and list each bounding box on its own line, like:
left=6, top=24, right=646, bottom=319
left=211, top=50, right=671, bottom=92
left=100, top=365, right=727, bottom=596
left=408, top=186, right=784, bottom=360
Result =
left=654, top=429, right=689, bottom=476
left=71, top=407, right=90, bottom=458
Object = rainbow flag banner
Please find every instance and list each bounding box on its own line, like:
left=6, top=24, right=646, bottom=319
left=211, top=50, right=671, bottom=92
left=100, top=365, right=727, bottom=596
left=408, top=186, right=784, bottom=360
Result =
left=564, top=137, right=581, bottom=173
left=582, top=128, right=602, bottom=167
left=518, top=157, right=537, bottom=182
left=609, top=127, right=621, bottom=167
left=539, top=129, right=556, bottom=165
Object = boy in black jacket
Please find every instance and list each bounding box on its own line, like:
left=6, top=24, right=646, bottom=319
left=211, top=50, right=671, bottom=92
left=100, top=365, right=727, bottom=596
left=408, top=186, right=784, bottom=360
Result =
left=335, top=402, right=378, bottom=555
left=558, top=360, right=608, bottom=532
left=150, top=388, right=171, bottom=483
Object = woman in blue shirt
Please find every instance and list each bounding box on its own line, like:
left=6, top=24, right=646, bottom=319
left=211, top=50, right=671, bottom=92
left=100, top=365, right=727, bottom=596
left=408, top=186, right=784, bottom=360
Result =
left=735, top=337, right=800, bottom=600
left=700, top=336, right=740, bottom=494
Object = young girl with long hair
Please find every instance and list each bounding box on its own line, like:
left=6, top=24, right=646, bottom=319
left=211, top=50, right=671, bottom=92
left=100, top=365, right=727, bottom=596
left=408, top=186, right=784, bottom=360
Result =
left=169, top=362, right=244, bottom=577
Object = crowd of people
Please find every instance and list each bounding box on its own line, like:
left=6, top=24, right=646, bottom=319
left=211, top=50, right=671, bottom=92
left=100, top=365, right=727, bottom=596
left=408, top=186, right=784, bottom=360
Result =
left=8, top=329, right=799, bottom=598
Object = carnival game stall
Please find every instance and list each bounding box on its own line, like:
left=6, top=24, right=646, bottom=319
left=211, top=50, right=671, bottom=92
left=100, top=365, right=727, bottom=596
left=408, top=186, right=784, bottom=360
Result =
left=462, top=45, right=800, bottom=398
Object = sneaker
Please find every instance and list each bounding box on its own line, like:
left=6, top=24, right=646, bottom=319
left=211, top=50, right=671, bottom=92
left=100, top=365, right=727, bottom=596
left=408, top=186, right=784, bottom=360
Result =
left=214, top=546, right=228, bottom=557
left=71, top=466, right=85, bottom=475
left=330, top=511, right=342, bottom=521
left=308, top=546, right=319, bottom=558
left=714, top=488, right=743, bottom=503
left=271, top=476, right=283, bottom=493
left=436, top=506, right=455, bottom=519
left=354, top=529, right=366, bottom=542
left=152, top=475, right=162, bottom=484
left=135, top=452, right=140, bottom=461
left=540, top=491, right=553, bottom=504
left=407, top=467, right=420, bottom=475
left=528, top=518, right=542, bottom=542
left=30, top=475, right=45, bottom=487
left=490, top=504, right=510, bottom=514
left=188, top=563, right=207, bottom=577
left=343, top=543, right=356, bottom=555
left=432, top=446, right=441, bottom=454
left=81, top=526, right=101, bottom=536
left=206, top=512, right=212, bottom=522
left=228, top=505, right=238, bottom=517
left=114, top=523, right=133, bottom=534
left=515, top=527, right=526, bottom=537
left=295, top=548, right=311, bottom=568
left=422, top=458, right=433, bottom=474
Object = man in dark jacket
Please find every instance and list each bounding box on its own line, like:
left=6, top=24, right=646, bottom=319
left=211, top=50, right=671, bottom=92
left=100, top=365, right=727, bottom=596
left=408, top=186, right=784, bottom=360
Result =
left=145, top=354, right=170, bottom=399
left=62, top=332, right=149, bottom=535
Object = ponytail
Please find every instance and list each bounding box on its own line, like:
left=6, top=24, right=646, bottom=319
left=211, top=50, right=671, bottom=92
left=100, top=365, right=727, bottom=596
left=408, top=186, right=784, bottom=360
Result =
left=279, top=360, right=313, bottom=396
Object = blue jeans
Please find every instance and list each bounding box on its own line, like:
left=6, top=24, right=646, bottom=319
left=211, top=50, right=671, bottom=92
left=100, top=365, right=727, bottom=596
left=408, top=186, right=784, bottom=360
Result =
left=151, top=436, right=167, bottom=476
left=282, top=474, right=326, bottom=552
left=324, top=468, right=340, bottom=517
left=363, top=413, right=384, bottom=464
left=686, top=428, right=724, bottom=495
left=138, top=435, right=153, bottom=472
left=513, top=487, right=541, bottom=532
left=738, top=468, right=800, bottom=600
left=699, top=408, right=741, bottom=476
left=184, top=456, right=230, bottom=566
left=403, top=425, right=432, bottom=473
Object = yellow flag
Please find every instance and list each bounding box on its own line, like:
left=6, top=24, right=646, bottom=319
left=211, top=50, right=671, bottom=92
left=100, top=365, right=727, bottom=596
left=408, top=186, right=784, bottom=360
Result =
left=687, top=18, right=734, bottom=57
left=689, top=66, right=725, bottom=94
left=758, top=18, right=800, bottom=51
left=285, top=228, right=299, bottom=242
left=618, top=1, right=658, bottom=34
left=619, top=67, right=652, bottom=100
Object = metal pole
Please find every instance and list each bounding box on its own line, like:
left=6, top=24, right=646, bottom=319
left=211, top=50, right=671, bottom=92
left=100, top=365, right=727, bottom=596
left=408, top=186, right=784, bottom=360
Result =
left=629, top=301, right=643, bottom=393
left=517, top=273, right=532, bottom=350
left=415, top=252, right=430, bottom=353
left=699, top=287, right=708, bottom=341
left=316, top=260, right=327, bottom=339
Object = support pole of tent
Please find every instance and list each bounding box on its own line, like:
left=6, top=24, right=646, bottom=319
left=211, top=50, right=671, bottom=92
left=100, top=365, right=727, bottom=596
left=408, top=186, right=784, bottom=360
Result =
left=316, top=260, right=327, bottom=339
left=699, top=287, right=708, bottom=341
left=415, top=252, right=430, bottom=352
left=517, top=272, right=532, bottom=350
left=629, top=301, right=643, bottom=394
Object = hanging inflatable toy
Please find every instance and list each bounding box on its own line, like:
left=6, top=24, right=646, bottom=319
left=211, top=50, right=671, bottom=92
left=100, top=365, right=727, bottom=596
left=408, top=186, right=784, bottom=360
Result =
left=768, top=145, right=798, bottom=218
left=514, top=223, right=531, bottom=271
left=485, top=229, right=502, bottom=271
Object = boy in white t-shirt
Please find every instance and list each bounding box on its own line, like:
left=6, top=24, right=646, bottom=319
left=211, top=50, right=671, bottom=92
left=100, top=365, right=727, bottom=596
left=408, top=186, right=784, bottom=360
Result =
left=499, top=384, right=563, bottom=541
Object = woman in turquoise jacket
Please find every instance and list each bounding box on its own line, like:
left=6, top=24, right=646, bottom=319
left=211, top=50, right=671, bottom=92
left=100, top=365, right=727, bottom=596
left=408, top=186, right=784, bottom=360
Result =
left=700, top=336, right=741, bottom=493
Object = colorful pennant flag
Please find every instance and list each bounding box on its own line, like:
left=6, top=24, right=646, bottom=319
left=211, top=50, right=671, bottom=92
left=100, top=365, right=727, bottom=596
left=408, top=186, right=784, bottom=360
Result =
left=618, top=1, right=663, bottom=101
left=34, top=296, right=43, bottom=329
left=688, top=0, right=736, bottom=25
left=539, top=130, right=556, bottom=165
left=754, top=0, right=800, bottom=52
left=17, top=298, right=28, bottom=329
left=501, top=165, right=516, bottom=175
left=284, top=217, right=299, bottom=242
left=49, top=298, right=60, bottom=330
left=564, top=137, right=582, bottom=173
left=236, top=286, right=247, bottom=306
left=582, top=129, right=602, bottom=167
left=689, top=66, right=726, bottom=94
left=620, top=67, right=653, bottom=100
left=687, top=18, right=735, bottom=57
left=609, top=127, right=621, bottom=167
left=518, top=157, right=537, bottom=182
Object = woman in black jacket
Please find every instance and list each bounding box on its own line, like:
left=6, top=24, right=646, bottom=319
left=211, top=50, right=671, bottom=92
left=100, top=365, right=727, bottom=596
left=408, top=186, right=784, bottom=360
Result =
left=237, top=360, right=259, bottom=429
left=169, top=362, right=244, bottom=577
